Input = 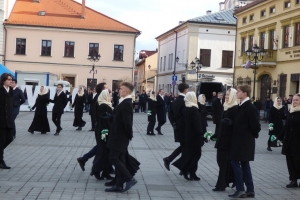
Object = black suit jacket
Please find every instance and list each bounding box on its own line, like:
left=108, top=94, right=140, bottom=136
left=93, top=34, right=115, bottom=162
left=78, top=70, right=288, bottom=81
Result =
left=168, top=95, right=185, bottom=143
left=88, top=93, right=98, bottom=116
left=0, top=86, right=14, bottom=128
left=212, top=98, right=224, bottom=124
left=107, top=98, right=133, bottom=153
left=156, top=95, right=166, bottom=123
left=50, top=92, right=68, bottom=114
left=13, top=87, right=25, bottom=108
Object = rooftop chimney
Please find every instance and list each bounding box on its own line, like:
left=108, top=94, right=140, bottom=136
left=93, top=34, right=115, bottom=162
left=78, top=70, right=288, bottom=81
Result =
left=81, top=0, right=86, bottom=19
left=219, top=2, right=225, bottom=11
left=206, top=10, right=212, bottom=15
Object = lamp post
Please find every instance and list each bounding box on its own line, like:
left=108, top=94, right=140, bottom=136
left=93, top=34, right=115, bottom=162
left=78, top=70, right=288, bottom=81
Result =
left=245, top=45, right=266, bottom=98
left=146, top=64, right=151, bottom=92
left=181, top=73, right=186, bottom=83
left=88, top=53, right=101, bottom=88
left=189, top=57, right=203, bottom=82
left=172, top=56, right=179, bottom=94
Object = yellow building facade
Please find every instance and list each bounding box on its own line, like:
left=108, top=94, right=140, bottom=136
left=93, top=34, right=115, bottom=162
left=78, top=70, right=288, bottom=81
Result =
left=234, top=0, right=300, bottom=101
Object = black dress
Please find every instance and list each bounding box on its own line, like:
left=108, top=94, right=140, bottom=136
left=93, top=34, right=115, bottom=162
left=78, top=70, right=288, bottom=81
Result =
left=198, top=103, right=208, bottom=133
left=28, top=94, right=50, bottom=133
left=268, top=106, right=285, bottom=147
left=172, top=106, right=204, bottom=175
left=72, top=94, right=86, bottom=127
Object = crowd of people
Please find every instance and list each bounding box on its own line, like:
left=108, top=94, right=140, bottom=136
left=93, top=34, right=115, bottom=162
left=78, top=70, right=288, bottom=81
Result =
left=1, top=72, right=300, bottom=196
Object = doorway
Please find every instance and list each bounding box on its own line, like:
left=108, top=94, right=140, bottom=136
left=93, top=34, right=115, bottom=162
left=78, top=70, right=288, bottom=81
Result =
left=64, top=76, right=75, bottom=87
left=260, top=74, right=271, bottom=102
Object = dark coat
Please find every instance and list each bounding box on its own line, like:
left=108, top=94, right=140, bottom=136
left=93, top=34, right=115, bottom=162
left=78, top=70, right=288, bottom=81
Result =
left=156, top=95, right=166, bottom=123
left=168, top=95, right=185, bottom=143
left=50, top=92, right=68, bottom=114
left=278, top=111, right=300, bottom=157
left=268, top=106, right=285, bottom=136
left=113, top=92, right=119, bottom=106
left=147, top=98, right=157, bottom=122
left=88, top=93, right=98, bottom=116
left=264, top=100, right=273, bottom=110
left=229, top=100, right=261, bottom=161
left=0, top=86, right=14, bottom=128
left=212, top=98, right=224, bottom=124
left=13, top=87, right=25, bottom=108
left=140, top=94, right=147, bottom=103
left=107, top=98, right=133, bottom=153
left=253, top=101, right=262, bottom=110
left=32, top=94, right=49, bottom=117
left=215, top=106, right=238, bottom=151
left=72, top=94, right=86, bottom=127
left=198, top=103, right=208, bottom=133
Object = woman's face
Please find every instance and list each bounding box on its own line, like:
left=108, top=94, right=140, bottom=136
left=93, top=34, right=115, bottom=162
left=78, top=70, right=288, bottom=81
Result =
left=40, top=86, right=44, bottom=93
left=79, top=88, right=82, bottom=92
left=225, top=90, right=230, bottom=102
left=292, top=95, right=300, bottom=107
left=202, top=95, right=206, bottom=101
left=277, top=98, right=282, bottom=106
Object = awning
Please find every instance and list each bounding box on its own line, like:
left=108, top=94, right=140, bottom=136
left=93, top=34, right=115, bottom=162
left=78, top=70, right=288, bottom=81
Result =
left=0, top=64, right=15, bottom=77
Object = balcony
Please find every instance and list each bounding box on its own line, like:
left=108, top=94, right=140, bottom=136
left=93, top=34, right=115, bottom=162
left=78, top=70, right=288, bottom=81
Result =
left=241, top=49, right=277, bottom=68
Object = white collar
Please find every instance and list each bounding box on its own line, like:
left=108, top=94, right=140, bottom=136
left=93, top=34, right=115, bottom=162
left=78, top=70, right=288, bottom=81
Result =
left=4, top=86, right=9, bottom=93
left=179, top=93, right=186, bottom=97
left=57, top=90, right=63, bottom=96
left=239, top=97, right=250, bottom=106
left=119, top=95, right=132, bottom=104
left=93, top=93, right=96, bottom=98
left=13, top=86, right=17, bottom=90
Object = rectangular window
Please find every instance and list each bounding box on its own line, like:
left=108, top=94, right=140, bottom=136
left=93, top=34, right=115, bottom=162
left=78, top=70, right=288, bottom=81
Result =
left=200, top=49, right=211, bottom=67
left=163, top=56, right=166, bottom=71
left=16, top=38, right=26, bottom=55
left=250, top=14, right=254, bottom=21
left=170, top=53, right=173, bottom=70
left=260, top=32, right=266, bottom=48
left=241, top=37, right=246, bottom=53
left=269, top=30, right=275, bottom=49
left=270, top=6, right=276, bottom=13
left=284, top=1, right=291, bottom=8
left=89, top=43, right=99, bottom=56
left=64, top=41, right=74, bottom=57
left=249, top=35, right=254, bottom=50
left=41, top=40, right=52, bottom=56
left=160, top=57, right=162, bottom=72
left=261, top=10, right=266, bottom=17
left=221, top=51, right=233, bottom=68
left=114, top=45, right=124, bottom=61
left=168, top=54, right=171, bottom=69
left=242, top=17, right=247, bottom=23
left=295, top=23, right=300, bottom=46
left=284, top=26, right=290, bottom=48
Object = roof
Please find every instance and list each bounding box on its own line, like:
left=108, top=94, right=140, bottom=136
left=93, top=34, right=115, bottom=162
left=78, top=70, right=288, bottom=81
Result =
left=188, top=9, right=236, bottom=25
left=5, top=0, right=140, bottom=34
left=234, top=0, right=266, bottom=15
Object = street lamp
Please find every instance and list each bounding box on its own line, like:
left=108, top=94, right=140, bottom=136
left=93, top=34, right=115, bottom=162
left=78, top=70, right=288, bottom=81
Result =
left=188, top=57, right=202, bottom=82
left=245, top=44, right=266, bottom=98
left=88, top=52, right=101, bottom=88
left=146, top=64, right=151, bottom=92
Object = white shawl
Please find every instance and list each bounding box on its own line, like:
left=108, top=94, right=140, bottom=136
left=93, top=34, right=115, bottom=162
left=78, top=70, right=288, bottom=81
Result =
left=198, top=94, right=206, bottom=105
left=184, top=92, right=198, bottom=108
left=98, top=89, right=113, bottom=109
left=223, top=88, right=238, bottom=111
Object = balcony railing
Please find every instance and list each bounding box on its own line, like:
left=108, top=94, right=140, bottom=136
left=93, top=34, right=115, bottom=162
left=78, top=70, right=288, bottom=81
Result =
left=242, top=49, right=277, bottom=64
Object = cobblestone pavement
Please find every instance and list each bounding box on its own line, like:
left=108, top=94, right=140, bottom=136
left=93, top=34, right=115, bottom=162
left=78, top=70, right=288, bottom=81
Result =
left=0, top=112, right=300, bottom=200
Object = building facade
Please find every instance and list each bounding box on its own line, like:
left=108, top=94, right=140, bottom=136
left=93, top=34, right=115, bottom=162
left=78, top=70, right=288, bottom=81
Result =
left=156, top=9, right=236, bottom=94
left=220, top=0, right=256, bottom=11
left=4, top=0, right=140, bottom=89
left=234, top=0, right=300, bottom=101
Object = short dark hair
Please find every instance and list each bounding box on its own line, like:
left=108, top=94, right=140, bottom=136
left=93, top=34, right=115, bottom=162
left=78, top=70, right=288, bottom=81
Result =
left=237, top=85, right=251, bottom=97
left=158, top=89, right=163, bottom=93
left=178, top=83, right=189, bottom=93
left=96, top=82, right=107, bottom=94
left=217, top=92, right=223, bottom=95
left=121, top=82, right=134, bottom=93
left=151, top=91, right=155, bottom=95
left=289, top=95, right=293, bottom=97
left=12, top=78, right=17, bottom=83
left=57, top=84, right=64, bottom=88
left=1, top=73, right=13, bottom=85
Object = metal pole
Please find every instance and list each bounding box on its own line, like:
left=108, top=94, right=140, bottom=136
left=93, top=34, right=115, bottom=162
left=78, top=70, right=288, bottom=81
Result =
left=146, top=67, right=148, bottom=93
left=92, top=62, right=95, bottom=87
left=253, top=57, right=257, bottom=99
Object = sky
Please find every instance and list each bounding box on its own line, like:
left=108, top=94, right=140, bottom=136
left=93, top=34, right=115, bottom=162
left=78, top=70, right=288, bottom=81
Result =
left=8, top=0, right=223, bottom=53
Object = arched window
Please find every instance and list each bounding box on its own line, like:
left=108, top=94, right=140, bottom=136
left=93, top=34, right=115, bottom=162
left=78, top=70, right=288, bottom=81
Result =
left=245, top=76, right=251, bottom=86
left=237, top=77, right=244, bottom=85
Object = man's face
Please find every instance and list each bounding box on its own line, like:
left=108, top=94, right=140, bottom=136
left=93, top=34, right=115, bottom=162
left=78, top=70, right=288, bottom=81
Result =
left=218, top=93, right=223, bottom=99
left=10, top=81, right=16, bottom=88
left=236, top=89, right=246, bottom=99
left=4, top=76, right=12, bottom=87
left=213, top=92, right=216, bottom=96
left=57, top=85, right=63, bottom=92
left=119, top=85, right=129, bottom=97
left=289, top=96, right=293, bottom=101
left=160, top=90, right=165, bottom=95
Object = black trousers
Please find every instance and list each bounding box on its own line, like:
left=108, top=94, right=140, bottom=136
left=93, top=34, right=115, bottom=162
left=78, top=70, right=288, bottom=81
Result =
left=168, top=142, right=184, bottom=162
left=52, top=113, right=62, bottom=131
left=214, top=122, right=220, bottom=138
left=216, top=150, right=232, bottom=189
left=13, top=107, right=19, bottom=137
left=156, top=121, right=166, bottom=132
left=141, top=102, right=146, bottom=112
left=147, top=121, right=156, bottom=133
left=90, top=115, right=96, bottom=130
left=0, top=128, right=13, bottom=163
left=286, top=155, right=300, bottom=181
left=109, top=150, right=133, bottom=186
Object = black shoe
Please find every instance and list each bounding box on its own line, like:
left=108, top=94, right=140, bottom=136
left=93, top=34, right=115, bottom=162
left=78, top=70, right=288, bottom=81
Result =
left=105, top=185, right=123, bottom=193
left=286, top=181, right=298, bottom=188
left=28, top=130, right=34, bottom=134
left=228, top=191, right=246, bottom=198
left=180, top=171, right=190, bottom=181
left=77, top=157, right=86, bottom=171
left=150, top=133, right=156, bottom=136
left=158, top=132, right=163, bottom=135
left=267, top=147, right=272, bottom=151
left=0, top=161, right=11, bottom=169
left=122, top=178, right=137, bottom=192
left=105, top=179, right=116, bottom=187
left=163, top=157, right=170, bottom=171
left=244, top=192, right=255, bottom=198
left=190, top=173, right=200, bottom=181
left=76, top=127, right=82, bottom=131
left=54, top=132, right=59, bottom=136
left=57, top=127, right=62, bottom=133
left=212, top=187, right=225, bottom=191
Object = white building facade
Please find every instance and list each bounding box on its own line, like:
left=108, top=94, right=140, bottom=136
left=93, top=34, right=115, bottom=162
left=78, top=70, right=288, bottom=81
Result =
left=219, top=0, right=255, bottom=11
left=156, top=9, right=236, bottom=94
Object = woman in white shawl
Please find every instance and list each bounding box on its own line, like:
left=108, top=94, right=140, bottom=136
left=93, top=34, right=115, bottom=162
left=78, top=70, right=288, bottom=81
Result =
left=28, top=86, right=50, bottom=134
left=72, top=87, right=86, bottom=130
left=213, top=88, right=238, bottom=191
left=172, top=92, right=204, bottom=181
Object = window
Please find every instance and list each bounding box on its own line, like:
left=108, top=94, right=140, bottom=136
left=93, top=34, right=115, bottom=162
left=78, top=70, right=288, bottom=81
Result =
left=114, top=45, right=124, bottom=61
left=250, top=14, right=254, bottom=21
left=168, top=53, right=173, bottom=70
left=16, top=38, right=26, bottom=55
left=160, top=57, right=162, bottom=72
left=163, top=56, right=166, bottom=71
left=261, top=10, right=266, bottom=17
left=249, top=35, right=254, bottom=50
left=64, top=41, right=74, bottom=57
left=41, top=40, right=51, bottom=56
left=242, top=17, right=247, bottom=23
left=295, top=23, right=300, bottom=46
left=245, top=77, right=251, bottom=86
left=283, top=26, right=290, bottom=48
left=221, top=51, right=233, bottom=68
left=200, top=49, right=211, bottom=67
left=237, top=77, right=244, bottom=86
left=89, top=43, right=99, bottom=56
left=241, top=37, right=246, bottom=53
left=270, top=6, right=276, bottom=13
left=284, top=1, right=291, bottom=8
left=260, top=32, right=266, bottom=48
left=269, top=30, right=275, bottom=49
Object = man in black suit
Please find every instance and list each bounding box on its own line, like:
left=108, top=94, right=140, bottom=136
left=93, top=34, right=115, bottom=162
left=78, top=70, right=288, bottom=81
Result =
left=0, top=73, right=14, bottom=169
left=10, top=79, right=25, bottom=139
left=155, top=89, right=166, bottom=135
left=106, top=82, right=137, bottom=193
left=88, top=87, right=97, bottom=131
left=228, top=85, right=261, bottom=198
left=163, top=83, right=189, bottom=171
left=50, top=84, right=68, bottom=136
left=140, top=90, right=147, bottom=112
left=113, top=89, right=119, bottom=107
left=211, top=92, right=224, bottom=140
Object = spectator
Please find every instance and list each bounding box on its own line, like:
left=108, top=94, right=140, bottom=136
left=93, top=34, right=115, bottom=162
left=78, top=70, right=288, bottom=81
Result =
left=284, top=95, right=293, bottom=116
left=212, top=91, right=217, bottom=102
left=253, top=97, right=262, bottom=118
left=264, top=97, right=273, bottom=123
left=140, top=90, right=147, bottom=113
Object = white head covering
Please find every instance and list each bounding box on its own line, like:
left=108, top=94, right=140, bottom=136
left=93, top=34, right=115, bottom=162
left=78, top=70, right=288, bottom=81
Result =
left=273, top=97, right=283, bottom=110
left=198, top=94, right=205, bottom=105
left=98, top=89, right=113, bottom=109
left=78, top=87, right=84, bottom=97
left=290, top=94, right=300, bottom=113
left=149, top=91, right=157, bottom=101
left=184, top=92, right=198, bottom=108
left=40, top=86, right=49, bottom=96
left=223, top=88, right=238, bottom=111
